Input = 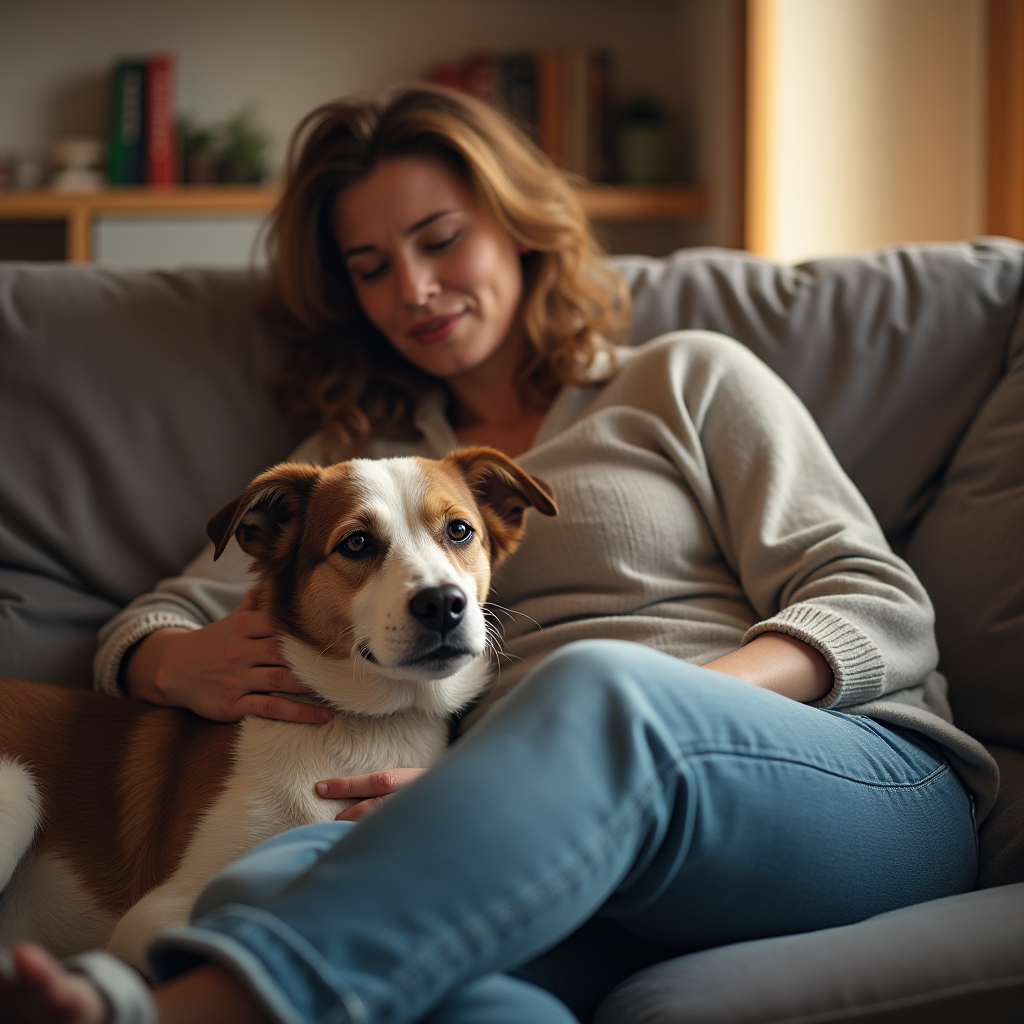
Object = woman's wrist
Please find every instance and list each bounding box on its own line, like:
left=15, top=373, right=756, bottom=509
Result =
left=704, top=632, right=833, bottom=703
left=155, top=964, right=274, bottom=1024
left=123, top=628, right=190, bottom=706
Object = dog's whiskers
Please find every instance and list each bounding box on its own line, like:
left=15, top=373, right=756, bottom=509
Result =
left=483, top=623, right=517, bottom=667
left=313, top=640, right=338, bottom=669
left=483, top=601, right=541, bottom=631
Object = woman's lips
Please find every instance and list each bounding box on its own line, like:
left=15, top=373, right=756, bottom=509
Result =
left=407, top=312, right=465, bottom=345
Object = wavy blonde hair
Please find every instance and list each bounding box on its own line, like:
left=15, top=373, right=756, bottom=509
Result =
left=265, top=84, right=630, bottom=451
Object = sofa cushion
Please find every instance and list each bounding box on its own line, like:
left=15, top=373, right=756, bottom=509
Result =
left=978, top=745, right=1024, bottom=888
left=903, top=334, right=1024, bottom=748
left=0, top=265, right=295, bottom=687
left=594, top=884, right=1024, bottom=1024
left=612, top=239, right=1024, bottom=550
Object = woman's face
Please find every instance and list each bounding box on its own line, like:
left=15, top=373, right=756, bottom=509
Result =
left=334, top=156, right=525, bottom=382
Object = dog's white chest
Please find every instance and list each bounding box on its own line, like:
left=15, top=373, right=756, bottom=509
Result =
left=233, top=711, right=450, bottom=827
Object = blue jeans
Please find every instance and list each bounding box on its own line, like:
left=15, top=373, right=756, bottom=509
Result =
left=149, top=641, right=977, bottom=1024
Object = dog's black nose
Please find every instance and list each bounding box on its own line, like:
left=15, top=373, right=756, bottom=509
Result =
left=409, top=585, right=467, bottom=639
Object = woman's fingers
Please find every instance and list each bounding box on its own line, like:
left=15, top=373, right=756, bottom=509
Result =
left=233, top=608, right=280, bottom=640
left=252, top=665, right=310, bottom=693
left=335, top=798, right=386, bottom=823
left=315, top=768, right=427, bottom=801
left=235, top=694, right=333, bottom=724
left=254, top=637, right=288, bottom=666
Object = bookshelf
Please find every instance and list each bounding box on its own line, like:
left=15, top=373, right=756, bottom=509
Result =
left=0, top=184, right=708, bottom=263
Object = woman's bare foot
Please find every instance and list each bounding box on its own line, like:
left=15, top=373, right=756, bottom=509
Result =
left=0, top=942, right=108, bottom=1024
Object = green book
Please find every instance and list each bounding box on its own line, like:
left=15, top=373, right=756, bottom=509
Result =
left=108, top=60, right=146, bottom=185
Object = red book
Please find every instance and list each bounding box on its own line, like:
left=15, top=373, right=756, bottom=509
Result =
left=460, top=54, right=497, bottom=106
left=426, top=62, right=464, bottom=91
left=145, top=54, right=177, bottom=186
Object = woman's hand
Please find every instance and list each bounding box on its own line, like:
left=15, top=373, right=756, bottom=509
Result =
left=123, top=590, right=333, bottom=724
left=315, top=768, right=428, bottom=821
left=704, top=632, right=833, bottom=704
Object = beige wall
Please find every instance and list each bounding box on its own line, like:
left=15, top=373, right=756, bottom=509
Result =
left=749, top=0, right=986, bottom=262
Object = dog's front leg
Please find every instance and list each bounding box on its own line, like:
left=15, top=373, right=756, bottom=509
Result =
left=106, top=781, right=281, bottom=975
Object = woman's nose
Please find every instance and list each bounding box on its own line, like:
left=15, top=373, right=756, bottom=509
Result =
left=396, top=255, right=439, bottom=307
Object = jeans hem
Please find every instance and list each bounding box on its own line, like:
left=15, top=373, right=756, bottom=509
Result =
left=149, top=911, right=366, bottom=1024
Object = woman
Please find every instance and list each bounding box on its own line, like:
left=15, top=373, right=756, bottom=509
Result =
left=0, top=86, right=994, bottom=1024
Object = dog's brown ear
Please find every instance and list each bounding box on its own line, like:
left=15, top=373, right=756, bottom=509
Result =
left=444, top=446, right=557, bottom=563
left=207, top=462, right=323, bottom=561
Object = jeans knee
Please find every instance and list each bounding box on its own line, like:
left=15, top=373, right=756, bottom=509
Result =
left=516, top=640, right=642, bottom=706
left=501, top=641, right=764, bottom=763
left=509, top=640, right=716, bottom=735
left=525, top=640, right=709, bottom=700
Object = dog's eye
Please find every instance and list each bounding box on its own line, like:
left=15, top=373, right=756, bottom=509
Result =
left=447, top=520, right=473, bottom=543
left=338, top=532, right=372, bottom=557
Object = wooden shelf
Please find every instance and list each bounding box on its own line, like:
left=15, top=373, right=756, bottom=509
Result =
left=0, top=186, right=277, bottom=216
left=0, top=187, right=277, bottom=262
left=583, top=184, right=708, bottom=220
left=0, top=184, right=708, bottom=262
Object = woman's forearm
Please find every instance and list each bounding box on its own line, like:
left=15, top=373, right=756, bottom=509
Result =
left=704, top=632, right=833, bottom=704
left=155, top=965, right=273, bottom=1024
left=123, top=627, right=189, bottom=704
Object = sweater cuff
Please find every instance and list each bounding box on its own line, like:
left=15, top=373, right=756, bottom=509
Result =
left=742, top=604, right=886, bottom=709
left=63, top=951, right=156, bottom=1024
left=93, top=611, right=203, bottom=698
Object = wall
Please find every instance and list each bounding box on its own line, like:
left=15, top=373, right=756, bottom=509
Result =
left=748, top=0, right=986, bottom=262
left=0, top=0, right=749, bottom=253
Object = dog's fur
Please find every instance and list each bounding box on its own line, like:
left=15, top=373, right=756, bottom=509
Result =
left=0, top=447, right=555, bottom=972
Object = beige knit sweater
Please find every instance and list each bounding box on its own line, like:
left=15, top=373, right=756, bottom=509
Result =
left=95, top=332, right=999, bottom=820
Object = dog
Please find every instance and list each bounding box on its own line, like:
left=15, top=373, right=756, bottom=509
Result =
left=0, top=446, right=556, bottom=973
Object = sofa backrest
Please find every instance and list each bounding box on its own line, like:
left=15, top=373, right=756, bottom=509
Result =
left=1, top=242, right=1021, bottom=749
left=0, top=266, right=296, bottom=686
left=615, top=240, right=1022, bottom=549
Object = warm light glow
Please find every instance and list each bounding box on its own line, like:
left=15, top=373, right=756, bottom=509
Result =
left=747, top=0, right=985, bottom=262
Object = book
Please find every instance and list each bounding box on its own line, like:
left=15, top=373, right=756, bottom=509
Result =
left=108, top=60, right=146, bottom=185
left=499, top=54, right=536, bottom=139
left=535, top=51, right=564, bottom=165
left=145, top=55, right=177, bottom=185
left=423, top=49, right=617, bottom=180
left=588, top=50, right=615, bottom=182
left=461, top=53, right=498, bottom=106
left=425, top=62, right=464, bottom=91
left=561, top=50, right=589, bottom=177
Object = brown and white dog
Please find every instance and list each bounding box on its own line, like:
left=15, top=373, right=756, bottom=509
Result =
left=0, top=447, right=555, bottom=973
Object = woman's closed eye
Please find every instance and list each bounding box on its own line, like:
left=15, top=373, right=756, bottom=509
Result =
left=422, top=231, right=460, bottom=253
left=350, top=259, right=389, bottom=282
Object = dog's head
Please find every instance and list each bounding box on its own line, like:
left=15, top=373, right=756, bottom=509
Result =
left=206, top=447, right=556, bottom=716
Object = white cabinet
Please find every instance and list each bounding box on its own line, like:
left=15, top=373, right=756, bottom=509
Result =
left=92, top=214, right=267, bottom=268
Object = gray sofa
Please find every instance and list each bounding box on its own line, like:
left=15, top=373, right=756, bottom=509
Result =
left=1, top=240, right=1021, bottom=1022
